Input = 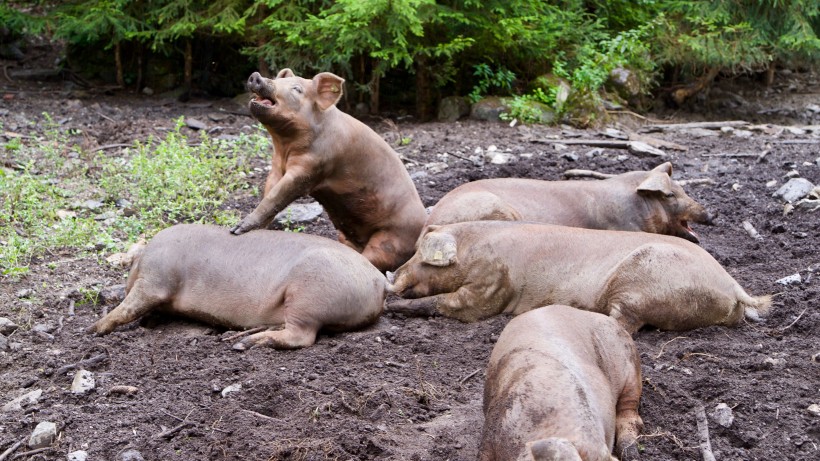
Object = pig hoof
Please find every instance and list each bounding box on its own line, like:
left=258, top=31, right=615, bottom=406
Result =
left=232, top=341, right=248, bottom=351
left=618, top=442, right=640, bottom=461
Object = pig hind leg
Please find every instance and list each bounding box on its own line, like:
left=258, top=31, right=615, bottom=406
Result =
left=88, top=278, right=170, bottom=335
left=232, top=317, right=319, bottom=350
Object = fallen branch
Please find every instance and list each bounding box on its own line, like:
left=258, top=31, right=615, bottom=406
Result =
left=677, top=178, right=715, bottom=187
left=695, top=405, right=716, bottom=461
left=742, top=221, right=763, bottom=241
left=701, top=152, right=760, bottom=158
left=772, top=140, right=820, bottom=145
left=11, top=447, right=52, bottom=459
left=51, top=353, right=108, bottom=377
left=627, top=133, right=689, bottom=151
left=562, top=169, right=614, bottom=180
left=536, top=139, right=633, bottom=148
left=643, top=120, right=749, bottom=132
left=655, top=336, right=687, bottom=359
left=155, top=421, right=193, bottom=439
left=241, top=409, right=275, bottom=421
left=459, top=369, right=482, bottom=385
left=221, top=327, right=267, bottom=342
left=780, top=308, right=808, bottom=331
left=0, top=438, right=25, bottom=461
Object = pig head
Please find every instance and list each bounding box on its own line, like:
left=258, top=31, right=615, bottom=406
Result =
left=231, top=69, right=427, bottom=271
left=88, top=224, right=387, bottom=350
left=388, top=221, right=771, bottom=333
left=425, top=162, right=713, bottom=243
left=480, top=305, right=643, bottom=461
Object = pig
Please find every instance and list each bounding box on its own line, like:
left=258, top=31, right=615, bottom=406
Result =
left=88, top=224, right=387, bottom=350
left=425, top=162, right=713, bottom=243
left=388, top=221, right=771, bottom=333
left=480, top=305, right=643, bottom=461
left=230, top=69, right=427, bottom=272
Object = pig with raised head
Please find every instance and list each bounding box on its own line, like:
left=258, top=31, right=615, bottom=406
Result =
left=480, top=305, right=643, bottom=461
left=426, top=162, right=712, bottom=243
left=88, top=224, right=387, bottom=350
left=388, top=221, right=771, bottom=333
left=231, top=69, right=427, bottom=272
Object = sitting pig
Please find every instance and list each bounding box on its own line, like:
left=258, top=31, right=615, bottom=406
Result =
left=480, top=305, right=643, bottom=461
left=88, top=224, right=387, bottom=350
left=388, top=221, right=771, bottom=333
left=426, top=162, right=712, bottom=243
left=230, top=69, right=427, bottom=272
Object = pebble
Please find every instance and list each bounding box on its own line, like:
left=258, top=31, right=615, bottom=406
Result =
left=424, top=162, right=449, bottom=174
left=185, top=118, right=207, bottom=130
left=274, top=202, right=324, bottom=224
left=71, top=369, right=96, bottom=394
left=221, top=383, right=242, bottom=398
left=0, top=335, right=7, bottom=350
left=711, top=403, right=735, bottom=427
left=68, top=450, right=89, bottom=461
left=765, top=180, right=778, bottom=188
left=118, top=449, right=146, bottom=461
left=28, top=421, right=57, bottom=448
left=489, top=153, right=516, bottom=165
left=733, top=129, right=753, bottom=138
left=16, top=288, right=33, bottom=298
left=773, top=178, right=815, bottom=203
left=0, top=317, right=19, bottom=335
left=763, top=356, right=787, bottom=369
left=2, top=389, right=42, bottom=412
left=808, top=404, right=820, bottom=416
left=628, top=141, right=666, bottom=157
left=775, top=273, right=802, bottom=286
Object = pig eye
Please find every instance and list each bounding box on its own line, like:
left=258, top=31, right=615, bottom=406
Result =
left=292, top=86, right=303, bottom=94
left=665, top=192, right=675, bottom=198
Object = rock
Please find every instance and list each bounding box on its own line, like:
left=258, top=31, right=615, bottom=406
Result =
left=56, top=209, right=77, bottom=220
left=118, top=449, right=146, bottom=461
left=765, top=180, right=778, bottom=188
left=763, top=356, right=787, bottom=369
left=808, top=404, right=820, bottom=416
left=221, top=383, right=242, bottom=398
left=773, top=178, right=815, bottom=203
left=775, top=273, right=802, bottom=286
left=0, top=335, right=7, bottom=350
left=80, top=199, right=104, bottom=211
left=561, top=152, right=579, bottom=162
left=71, top=369, right=96, bottom=394
left=424, top=162, right=449, bottom=174
left=681, top=128, right=719, bottom=137
left=795, top=195, right=820, bottom=212
left=28, top=421, right=57, bottom=448
left=489, top=153, right=517, bottom=165
left=208, top=112, right=229, bottom=122
left=437, top=96, right=470, bottom=122
left=141, top=87, right=154, bottom=96
left=2, top=389, right=42, bottom=412
left=785, top=126, right=806, bottom=135
left=68, top=450, right=89, bottom=461
left=603, top=128, right=628, bottom=140
left=16, top=288, right=33, bottom=298
left=0, top=317, right=19, bottom=335
left=607, top=67, right=641, bottom=99
left=470, top=96, right=510, bottom=122
left=32, top=323, right=54, bottom=334
left=628, top=141, right=667, bottom=157
left=733, top=129, right=753, bottom=138
left=99, top=284, right=126, bottom=305
left=185, top=118, right=207, bottom=130
left=274, top=202, right=324, bottom=224
left=710, top=403, right=735, bottom=427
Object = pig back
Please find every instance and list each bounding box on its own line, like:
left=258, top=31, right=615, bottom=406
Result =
left=481, top=305, right=639, bottom=461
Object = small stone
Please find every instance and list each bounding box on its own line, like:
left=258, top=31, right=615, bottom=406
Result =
left=118, top=449, right=146, bottom=461
left=785, top=126, right=806, bottom=135
left=56, top=209, right=77, bottom=220
left=765, top=180, right=778, bottom=188
left=424, top=162, right=449, bottom=174
left=185, top=118, right=207, bottom=130
left=561, top=152, right=579, bottom=162
left=775, top=273, right=802, bottom=286
left=81, top=199, right=104, bottom=210
left=68, top=450, right=89, bottom=461
left=0, top=335, right=7, bottom=351
left=71, top=369, right=96, bottom=394
left=28, top=421, right=57, bottom=448
left=763, top=356, right=787, bottom=369
left=0, top=317, right=19, bottom=335
left=628, top=141, right=667, bottom=157
left=603, top=128, right=628, bottom=139
left=221, top=383, right=242, bottom=398
left=274, top=202, right=324, bottom=224
left=808, top=404, right=820, bottom=416
left=489, top=153, right=516, bottom=165
left=2, top=389, right=42, bottom=412
left=733, top=129, right=753, bottom=138
left=711, top=403, right=735, bottom=427
left=16, top=288, right=33, bottom=298
left=208, top=112, right=229, bottom=122
left=783, top=169, right=800, bottom=179
left=773, top=178, right=815, bottom=203
left=142, top=87, right=154, bottom=96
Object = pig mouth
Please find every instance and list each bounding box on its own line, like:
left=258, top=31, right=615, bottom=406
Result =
left=251, top=93, right=275, bottom=107
left=679, top=220, right=700, bottom=243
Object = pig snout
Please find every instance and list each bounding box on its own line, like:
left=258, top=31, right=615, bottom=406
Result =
left=701, top=209, right=717, bottom=225
left=247, top=72, right=265, bottom=93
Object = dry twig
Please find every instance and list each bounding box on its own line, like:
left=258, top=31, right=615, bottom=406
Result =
left=655, top=336, right=687, bottom=359
left=695, top=405, right=716, bottom=461
left=0, top=438, right=25, bottom=461
left=562, top=169, right=615, bottom=180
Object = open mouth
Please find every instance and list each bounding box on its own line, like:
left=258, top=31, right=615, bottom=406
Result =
left=681, top=220, right=699, bottom=242
left=252, top=93, right=275, bottom=106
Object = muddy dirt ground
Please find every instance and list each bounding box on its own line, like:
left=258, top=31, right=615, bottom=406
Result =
left=1, top=66, right=819, bottom=461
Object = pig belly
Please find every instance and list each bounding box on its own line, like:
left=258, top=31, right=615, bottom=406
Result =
left=162, top=282, right=287, bottom=330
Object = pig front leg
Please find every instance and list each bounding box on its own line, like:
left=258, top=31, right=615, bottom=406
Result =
left=230, top=164, right=316, bottom=235
left=388, top=285, right=510, bottom=323
left=614, top=368, right=643, bottom=460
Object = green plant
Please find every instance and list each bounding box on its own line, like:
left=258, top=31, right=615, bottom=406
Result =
left=279, top=208, right=306, bottom=233
left=467, top=63, right=516, bottom=103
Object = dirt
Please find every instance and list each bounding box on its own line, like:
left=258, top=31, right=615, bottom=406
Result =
left=1, top=65, right=819, bottom=461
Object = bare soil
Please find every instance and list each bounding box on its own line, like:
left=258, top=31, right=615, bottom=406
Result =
left=1, top=68, right=819, bottom=461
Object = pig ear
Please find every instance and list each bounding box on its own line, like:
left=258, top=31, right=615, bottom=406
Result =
left=276, top=68, right=295, bottom=79
left=419, top=232, right=457, bottom=267
left=651, top=162, right=673, bottom=176
left=637, top=170, right=673, bottom=195
left=313, top=72, right=344, bottom=111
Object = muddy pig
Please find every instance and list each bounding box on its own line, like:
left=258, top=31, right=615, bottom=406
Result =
left=388, top=221, right=771, bottom=333
left=426, top=162, right=713, bottom=243
left=230, top=69, right=427, bottom=272
left=480, top=305, right=643, bottom=461
left=88, top=224, right=387, bottom=349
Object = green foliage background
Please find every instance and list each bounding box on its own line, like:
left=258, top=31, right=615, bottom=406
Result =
left=3, top=1, right=819, bottom=119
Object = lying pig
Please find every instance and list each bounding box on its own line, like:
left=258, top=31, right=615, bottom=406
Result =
left=480, top=305, right=643, bottom=461
left=230, top=69, right=427, bottom=272
left=389, top=221, right=771, bottom=333
left=426, top=162, right=712, bottom=243
left=88, top=224, right=387, bottom=350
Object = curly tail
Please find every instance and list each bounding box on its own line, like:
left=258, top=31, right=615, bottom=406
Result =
left=740, top=291, right=773, bottom=323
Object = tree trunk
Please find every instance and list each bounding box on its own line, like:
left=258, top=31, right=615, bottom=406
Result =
left=184, top=39, right=193, bottom=89
left=115, top=41, right=124, bottom=87
left=136, top=44, right=143, bottom=92
left=415, top=56, right=433, bottom=121
left=671, top=67, right=720, bottom=105
left=370, top=68, right=380, bottom=115
left=764, top=60, right=776, bottom=87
